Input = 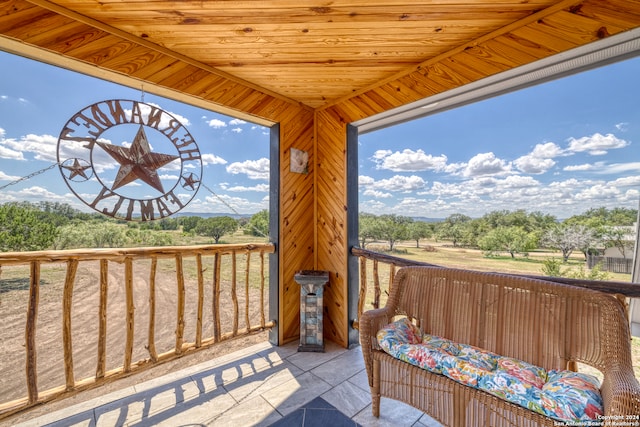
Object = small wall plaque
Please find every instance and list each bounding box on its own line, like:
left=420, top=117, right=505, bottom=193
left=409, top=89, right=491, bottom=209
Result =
left=290, top=148, right=308, bottom=174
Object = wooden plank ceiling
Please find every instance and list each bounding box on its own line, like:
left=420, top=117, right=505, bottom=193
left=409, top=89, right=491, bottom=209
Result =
left=1, top=0, right=639, bottom=122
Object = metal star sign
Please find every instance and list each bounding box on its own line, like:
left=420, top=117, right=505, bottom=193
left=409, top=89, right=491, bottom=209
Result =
left=61, top=158, right=92, bottom=181
left=57, top=99, right=203, bottom=221
left=96, top=126, right=179, bottom=193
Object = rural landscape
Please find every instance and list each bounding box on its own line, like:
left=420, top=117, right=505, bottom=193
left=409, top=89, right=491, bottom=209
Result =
left=1, top=201, right=639, bottom=421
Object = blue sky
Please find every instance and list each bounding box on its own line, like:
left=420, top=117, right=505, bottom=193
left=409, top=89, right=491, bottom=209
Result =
left=359, top=56, right=640, bottom=219
left=0, top=51, right=271, bottom=216
left=1, top=51, right=639, bottom=219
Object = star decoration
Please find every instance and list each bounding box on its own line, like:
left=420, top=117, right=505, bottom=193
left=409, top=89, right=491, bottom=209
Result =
left=97, top=126, right=179, bottom=193
left=62, top=158, right=92, bottom=181
left=181, top=173, right=200, bottom=191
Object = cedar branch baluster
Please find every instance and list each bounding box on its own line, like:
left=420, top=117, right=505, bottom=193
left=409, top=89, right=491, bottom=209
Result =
left=196, top=254, right=204, bottom=348
left=373, top=259, right=381, bottom=309
left=213, top=252, right=221, bottom=342
left=260, top=251, right=265, bottom=328
left=25, top=261, right=40, bottom=404
left=356, top=256, right=368, bottom=327
left=62, top=259, right=78, bottom=390
left=96, top=260, right=108, bottom=378
left=147, top=257, right=158, bottom=362
left=231, top=251, right=238, bottom=336
left=123, top=257, right=134, bottom=372
left=389, top=264, right=396, bottom=295
left=175, top=254, right=185, bottom=355
left=245, top=251, right=251, bottom=331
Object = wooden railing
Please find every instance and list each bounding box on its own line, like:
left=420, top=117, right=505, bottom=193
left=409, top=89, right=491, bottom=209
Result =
left=352, top=246, right=640, bottom=328
left=0, top=243, right=274, bottom=419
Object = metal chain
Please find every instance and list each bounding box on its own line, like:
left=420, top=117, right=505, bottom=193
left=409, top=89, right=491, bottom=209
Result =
left=200, top=182, right=269, bottom=239
left=0, top=163, right=58, bottom=191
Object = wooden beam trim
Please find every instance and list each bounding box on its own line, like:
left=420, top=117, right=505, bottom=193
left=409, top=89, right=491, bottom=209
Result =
left=322, top=0, right=587, bottom=112
left=25, top=0, right=309, bottom=110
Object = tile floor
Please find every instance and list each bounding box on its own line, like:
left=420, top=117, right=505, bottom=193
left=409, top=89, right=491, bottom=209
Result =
left=10, top=340, right=443, bottom=427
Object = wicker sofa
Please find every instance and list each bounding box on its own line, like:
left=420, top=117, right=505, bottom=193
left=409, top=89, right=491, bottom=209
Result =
left=359, top=266, right=640, bottom=426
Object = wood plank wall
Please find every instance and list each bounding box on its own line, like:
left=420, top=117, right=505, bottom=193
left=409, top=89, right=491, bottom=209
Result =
left=315, top=109, right=349, bottom=347
left=277, top=110, right=316, bottom=344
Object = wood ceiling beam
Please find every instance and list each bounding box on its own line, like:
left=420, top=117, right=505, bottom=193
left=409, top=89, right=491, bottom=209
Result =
left=25, top=0, right=306, bottom=110
left=321, top=0, right=586, bottom=111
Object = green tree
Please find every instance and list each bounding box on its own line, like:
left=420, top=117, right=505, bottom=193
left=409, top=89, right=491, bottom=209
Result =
left=542, top=223, right=595, bottom=262
left=195, top=216, right=238, bottom=243
left=54, top=221, right=92, bottom=249
left=477, top=226, right=536, bottom=258
left=180, top=216, right=203, bottom=233
left=88, top=221, right=127, bottom=248
left=245, top=210, right=269, bottom=237
left=0, top=203, right=59, bottom=251
left=372, top=214, right=412, bottom=251
left=358, top=213, right=379, bottom=248
left=601, top=225, right=634, bottom=258
left=436, top=214, right=472, bottom=247
left=407, top=221, right=433, bottom=247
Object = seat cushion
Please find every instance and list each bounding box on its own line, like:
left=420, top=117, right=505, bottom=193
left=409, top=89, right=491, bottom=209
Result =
left=376, top=318, right=604, bottom=423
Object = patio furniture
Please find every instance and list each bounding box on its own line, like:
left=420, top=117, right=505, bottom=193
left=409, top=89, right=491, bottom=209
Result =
left=359, top=266, right=640, bottom=426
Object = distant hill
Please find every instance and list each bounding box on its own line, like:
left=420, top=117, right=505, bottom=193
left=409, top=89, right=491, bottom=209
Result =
left=413, top=217, right=444, bottom=223
left=174, top=212, right=443, bottom=222
left=174, top=212, right=252, bottom=220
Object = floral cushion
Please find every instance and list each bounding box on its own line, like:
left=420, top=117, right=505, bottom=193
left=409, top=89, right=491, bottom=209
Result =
left=376, top=319, right=604, bottom=423
left=540, top=370, right=604, bottom=421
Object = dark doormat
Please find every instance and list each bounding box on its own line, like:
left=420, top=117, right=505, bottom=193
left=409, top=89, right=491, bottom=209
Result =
left=267, top=396, right=362, bottom=427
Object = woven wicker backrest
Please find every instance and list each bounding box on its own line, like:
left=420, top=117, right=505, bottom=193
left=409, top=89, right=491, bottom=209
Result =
left=390, top=266, right=632, bottom=372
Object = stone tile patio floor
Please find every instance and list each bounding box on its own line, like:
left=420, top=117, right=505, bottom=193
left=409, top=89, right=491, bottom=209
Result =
left=11, top=340, right=443, bottom=427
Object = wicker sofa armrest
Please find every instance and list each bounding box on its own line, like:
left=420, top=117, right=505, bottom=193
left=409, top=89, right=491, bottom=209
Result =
left=360, top=307, right=394, bottom=387
left=601, top=367, right=640, bottom=416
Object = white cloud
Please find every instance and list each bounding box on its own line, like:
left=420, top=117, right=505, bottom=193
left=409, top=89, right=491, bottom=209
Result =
left=0, top=170, right=20, bottom=181
left=372, top=148, right=447, bottom=172
left=608, top=176, right=640, bottom=187
left=616, top=122, right=629, bottom=132
left=359, top=175, right=375, bottom=185
left=124, top=103, right=191, bottom=127
left=202, top=153, right=227, bottom=165
left=207, top=119, right=227, bottom=129
left=514, top=156, right=555, bottom=174
left=367, top=175, right=427, bottom=193
left=0, top=143, right=25, bottom=160
left=226, top=157, right=270, bottom=180
left=599, top=162, right=640, bottom=174
left=363, top=189, right=392, bottom=198
left=564, top=163, right=597, bottom=172
left=198, top=193, right=268, bottom=214
left=574, top=184, right=621, bottom=201
left=1, top=133, right=58, bottom=162
left=229, top=119, right=247, bottom=126
left=226, top=183, right=269, bottom=192
left=231, top=128, right=242, bottom=133
left=566, top=133, right=629, bottom=155
left=461, top=152, right=511, bottom=177
left=514, top=142, right=562, bottom=174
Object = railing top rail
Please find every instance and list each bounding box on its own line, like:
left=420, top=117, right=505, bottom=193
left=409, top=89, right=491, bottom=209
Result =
left=351, top=246, right=640, bottom=298
left=0, top=243, right=275, bottom=264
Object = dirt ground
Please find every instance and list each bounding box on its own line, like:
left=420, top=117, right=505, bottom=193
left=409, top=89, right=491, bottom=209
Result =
left=0, top=260, right=270, bottom=425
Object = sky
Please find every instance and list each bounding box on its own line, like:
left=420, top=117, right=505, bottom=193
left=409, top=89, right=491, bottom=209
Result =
left=359, top=55, right=640, bottom=219
left=1, top=51, right=639, bottom=220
